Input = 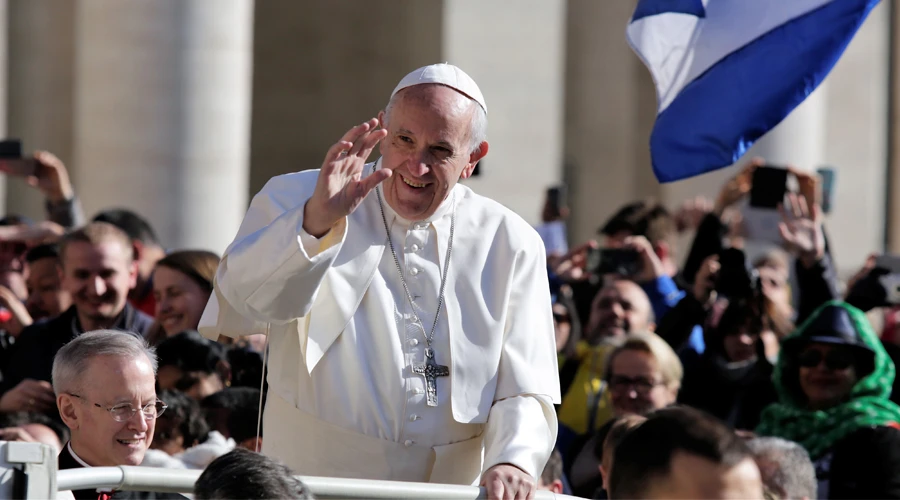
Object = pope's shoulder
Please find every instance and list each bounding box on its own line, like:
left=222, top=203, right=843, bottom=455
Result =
left=454, top=183, right=545, bottom=250
left=258, top=169, right=322, bottom=196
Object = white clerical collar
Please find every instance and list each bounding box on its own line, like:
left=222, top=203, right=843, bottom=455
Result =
left=374, top=158, right=458, bottom=228
left=68, top=442, right=116, bottom=493
left=68, top=442, right=92, bottom=467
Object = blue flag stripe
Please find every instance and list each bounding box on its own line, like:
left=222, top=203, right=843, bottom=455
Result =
left=645, top=0, right=878, bottom=182
left=632, top=0, right=706, bottom=22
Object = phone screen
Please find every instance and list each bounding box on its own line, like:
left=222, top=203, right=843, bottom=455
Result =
left=0, top=140, right=22, bottom=160
left=817, top=167, right=836, bottom=214
left=749, top=166, right=789, bottom=209
left=0, top=159, right=36, bottom=177
left=876, top=254, right=900, bottom=274
left=587, top=248, right=642, bottom=277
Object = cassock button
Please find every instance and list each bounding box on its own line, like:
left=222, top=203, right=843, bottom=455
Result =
left=404, top=440, right=415, bottom=447
left=410, top=244, right=420, bottom=252
left=409, top=414, right=418, bottom=421
left=410, top=268, right=419, bottom=276
left=409, top=338, right=419, bottom=346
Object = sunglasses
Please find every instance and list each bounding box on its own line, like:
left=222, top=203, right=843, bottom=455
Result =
left=797, top=348, right=854, bottom=371
left=553, top=312, right=570, bottom=324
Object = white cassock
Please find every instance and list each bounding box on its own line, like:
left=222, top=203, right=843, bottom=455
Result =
left=198, top=159, right=561, bottom=485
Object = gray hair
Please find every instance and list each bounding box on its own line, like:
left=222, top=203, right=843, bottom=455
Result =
left=747, top=437, right=817, bottom=500
left=52, top=330, right=158, bottom=395
left=383, top=84, right=488, bottom=155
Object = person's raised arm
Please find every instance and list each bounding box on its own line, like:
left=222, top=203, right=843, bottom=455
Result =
left=216, top=118, right=389, bottom=324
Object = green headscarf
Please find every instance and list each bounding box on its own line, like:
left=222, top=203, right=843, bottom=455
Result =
left=756, top=300, right=900, bottom=459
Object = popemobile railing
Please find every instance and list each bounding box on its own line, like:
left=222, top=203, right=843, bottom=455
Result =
left=0, top=442, right=582, bottom=499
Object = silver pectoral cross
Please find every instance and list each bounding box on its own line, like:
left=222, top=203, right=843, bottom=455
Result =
left=411, top=347, right=450, bottom=407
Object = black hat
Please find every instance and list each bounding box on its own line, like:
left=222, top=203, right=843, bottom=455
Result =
left=783, top=303, right=875, bottom=363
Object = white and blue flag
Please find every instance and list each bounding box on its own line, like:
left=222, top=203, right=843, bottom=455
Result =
left=626, top=0, right=880, bottom=183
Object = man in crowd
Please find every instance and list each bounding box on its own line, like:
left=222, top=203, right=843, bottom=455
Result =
left=609, top=406, right=763, bottom=499
left=94, top=209, right=167, bottom=317
left=194, top=448, right=313, bottom=500
left=53, top=329, right=182, bottom=500
left=747, top=437, right=817, bottom=500
left=201, top=63, right=559, bottom=498
left=25, top=243, right=71, bottom=321
left=557, top=279, right=654, bottom=439
left=0, top=222, right=153, bottom=412
left=537, top=449, right=565, bottom=494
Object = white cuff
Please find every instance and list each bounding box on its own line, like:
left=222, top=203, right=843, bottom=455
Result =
left=482, top=394, right=557, bottom=479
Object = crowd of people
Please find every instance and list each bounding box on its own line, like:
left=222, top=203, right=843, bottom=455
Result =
left=0, top=152, right=287, bottom=498
left=538, top=159, right=900, bottom=499
left=0, top=74, right=897, bottom=500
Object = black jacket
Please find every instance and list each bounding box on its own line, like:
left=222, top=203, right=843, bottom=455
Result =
left=0, top=304, right=153, bottom=395
left=58, top=443, right=186, bottom=500
left=821, top=425, right=900, bottom=499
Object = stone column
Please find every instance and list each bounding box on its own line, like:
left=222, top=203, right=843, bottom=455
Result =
left=6, top=0, right=73, bottom=221
left=72, top=0, right=254, bottom=253
left=249, top=0, right=443, bottom=198
left=887, top=1, right=900, bottom=254
left=442, top=0, right=566, bottom=224
left=564, top=0, right=659, bottom=245
left=815, top=2, right=888, bottom=275
left=249, top=0, right=565, bottom=228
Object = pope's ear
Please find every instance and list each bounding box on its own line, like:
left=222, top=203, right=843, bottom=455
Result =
left=461, top=142, right=489, bottom=179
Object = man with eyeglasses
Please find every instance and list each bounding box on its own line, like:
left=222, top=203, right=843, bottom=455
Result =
left=52, top=329, right=183, bottom=500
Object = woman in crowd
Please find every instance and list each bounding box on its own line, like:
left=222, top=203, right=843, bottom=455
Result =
left=156, top=331, right=231, bottom=400
left=567, top=331, right=682, bottom=498
left=757, top=301, right=900, bottom=499
left=148, top=250, right=219, bottom=345
left=677, top=290, right=790, bottom=430
left=143, top=390, right=235, bottom=470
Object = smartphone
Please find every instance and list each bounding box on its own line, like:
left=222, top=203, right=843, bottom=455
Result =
left=0, top=139, right=35, bottom=177
left=875, top=254, right=900, bottom=274
left=817, top=167, right=836, bottom=214
left=749, top=166, right=789, bottom=209
left=587, top=247, right=642, bottom=277
left=546, top=185, right=567, bottom=219
left=547, top=186, right=566, bottom=210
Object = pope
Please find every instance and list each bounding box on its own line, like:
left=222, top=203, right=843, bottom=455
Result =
left=200, top=63, right=561, bottom=500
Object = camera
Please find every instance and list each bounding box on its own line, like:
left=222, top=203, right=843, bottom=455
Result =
left=715, top=248, right=760, bottom=299
left=586, top=247, right=642, bottom=278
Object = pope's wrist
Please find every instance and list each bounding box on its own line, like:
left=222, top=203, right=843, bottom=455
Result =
left=302, top=201, right=340, bottom=239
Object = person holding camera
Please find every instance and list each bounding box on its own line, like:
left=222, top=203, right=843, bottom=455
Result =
left=656, top=190, right=837, bottom=431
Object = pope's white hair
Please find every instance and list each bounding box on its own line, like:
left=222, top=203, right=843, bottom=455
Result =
left=383, top=84, right=487, bottom=156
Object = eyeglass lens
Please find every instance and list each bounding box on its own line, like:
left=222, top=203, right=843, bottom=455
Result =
left=798, top=349, right=853, bottom=371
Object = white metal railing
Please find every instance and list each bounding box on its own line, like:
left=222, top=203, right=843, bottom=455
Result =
left=53, top=466, right=583, bottom=499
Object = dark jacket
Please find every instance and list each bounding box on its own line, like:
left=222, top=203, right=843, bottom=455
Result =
left=678, top=354, right=776, bottom=431
left=58, top=443, right=186, bottom=500
left=820, top=425, right=900, bottom=499
left=0, top=304, right=153, bottom=395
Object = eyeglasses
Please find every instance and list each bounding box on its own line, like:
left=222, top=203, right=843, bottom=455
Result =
left=67, top=393, right=167, bottom=422
left=608, top=375, right=663, bottom=395
left=797, top=349, right=854, bottom=371
left=553, top=312, right=570, bottom=324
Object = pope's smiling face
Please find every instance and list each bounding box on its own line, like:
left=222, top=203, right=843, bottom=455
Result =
left=378, top=84, right=488, bottom=221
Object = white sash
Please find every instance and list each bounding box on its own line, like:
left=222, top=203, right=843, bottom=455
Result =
left=263, top=393, right=485, bottom=485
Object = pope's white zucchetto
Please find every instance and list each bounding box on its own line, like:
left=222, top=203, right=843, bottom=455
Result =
left=391, top=63, right=487, bottom=115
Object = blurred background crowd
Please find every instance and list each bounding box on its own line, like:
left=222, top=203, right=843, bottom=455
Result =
left=0, top=1, right=896, bottom=499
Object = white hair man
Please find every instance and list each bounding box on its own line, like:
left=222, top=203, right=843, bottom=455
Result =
left=200, top=63, right=560, bottom=499
left=747, top=437, right=817, bottom=500
left=53, top=330, right=181, bottom=500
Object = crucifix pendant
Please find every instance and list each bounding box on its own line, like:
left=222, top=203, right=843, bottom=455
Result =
left=412, top=347, right=450, bottom=407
